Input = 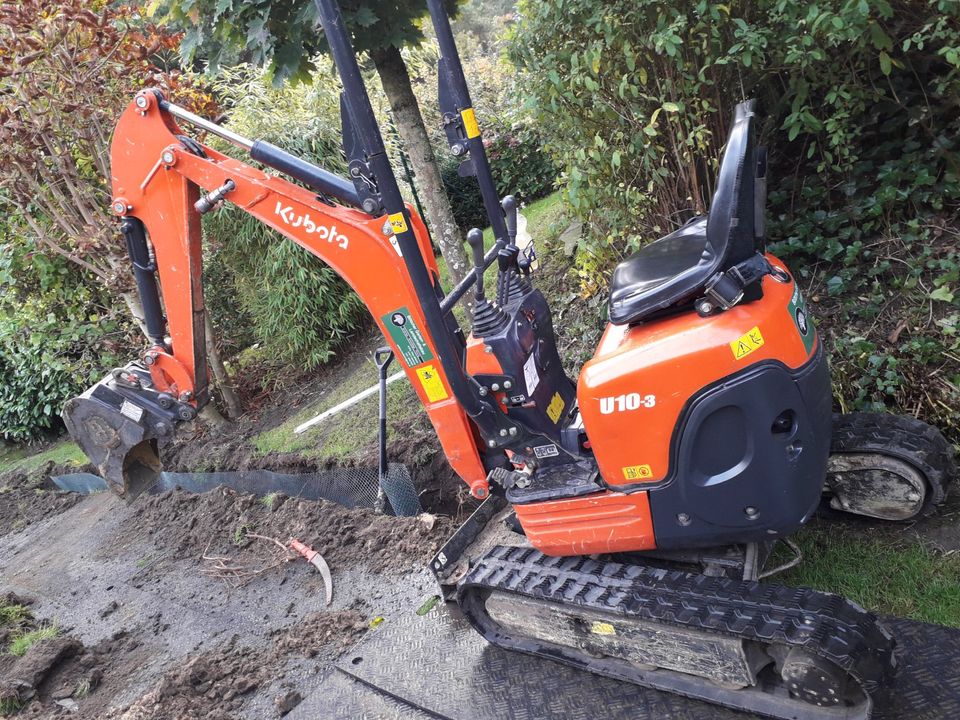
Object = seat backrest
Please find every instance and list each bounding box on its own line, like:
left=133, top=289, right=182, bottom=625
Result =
left=705, top=100, right=758, bottom=269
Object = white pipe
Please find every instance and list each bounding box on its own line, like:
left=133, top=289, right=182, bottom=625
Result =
left=293, top=371, right=405, bottom=434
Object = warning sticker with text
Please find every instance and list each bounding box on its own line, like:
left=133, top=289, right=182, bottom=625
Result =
left=382, top=307, right=434, bottom=366
left=523, top=353, right=540, bottom=395
left=388, top=212, right=408, bottom=234
left=546, top=392, right=565, bottom=424
left=730, top=326, right=765, bottom=360
left=415, top=364, right=449, bottom=403
left=533, top=444, right=559, bottom=459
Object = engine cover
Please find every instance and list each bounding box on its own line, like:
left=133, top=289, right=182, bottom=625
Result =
left=564, top=254, right=830, bottom=550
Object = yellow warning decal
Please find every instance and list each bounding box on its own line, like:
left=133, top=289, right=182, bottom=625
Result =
left=461, top=108, right=480, bottom=139
left=622, top=464, right=653, bottom=481
left=546, top=392, right=565, bottom=423
left=416, top=364, right=449, bottom=402
left=730, top=326, right=765, bottom=360
left=388, top=212, right=409, bottom=234
left=591, top=621, right=616, bottom=636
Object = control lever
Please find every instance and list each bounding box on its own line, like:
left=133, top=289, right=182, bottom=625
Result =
left=496, top=195, right=527, bottom=305
left=468, top=228, right=508, bottom=336
left=502, top=195, right=518, bottom=249
left=467, top=228, right=487, bottom=302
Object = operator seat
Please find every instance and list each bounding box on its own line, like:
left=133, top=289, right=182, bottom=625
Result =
left=608, top=100, right=765, bottom=325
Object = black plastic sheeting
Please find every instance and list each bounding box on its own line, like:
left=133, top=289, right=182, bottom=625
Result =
left=51, top=462, right=422, bottom=516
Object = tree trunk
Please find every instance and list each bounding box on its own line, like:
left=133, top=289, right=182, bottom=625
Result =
left=204, top=310, right=242, bottom=419
left=372, top=45, right=471, bottom=288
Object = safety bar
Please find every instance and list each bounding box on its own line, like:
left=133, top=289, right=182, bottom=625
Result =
left=159, top=100, right=361, bottom=208
left=426, top=0, right=510, bottom=245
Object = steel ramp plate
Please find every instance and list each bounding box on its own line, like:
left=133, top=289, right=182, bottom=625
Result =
left=317, top=602, right=960, bottom=720
left=287, top=670, right=437, bottom=720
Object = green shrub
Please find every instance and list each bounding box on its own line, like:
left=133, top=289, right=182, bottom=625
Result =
left=509, top=0, right=960, bottom=255
left=510, top=0, right=960, bottom=427
left=202, top=63, right=374, bottom=369
left=0, top=332, right=76, bottom=443
left=441, top=126, right=558, bottom=231
left=0, top=228, right=133, bottom=441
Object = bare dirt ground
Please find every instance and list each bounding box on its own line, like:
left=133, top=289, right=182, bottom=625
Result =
left=0, top=472, right=451, bottom=719
left=0, top=465, right=86, bottom=541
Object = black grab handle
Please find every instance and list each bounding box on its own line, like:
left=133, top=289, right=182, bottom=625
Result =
left=375, top=346, right=395, bottom=374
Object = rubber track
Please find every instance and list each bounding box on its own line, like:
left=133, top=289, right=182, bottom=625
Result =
left=831, top=412, right=956, bottom=514
left=460, top=546, right=896, bottom=720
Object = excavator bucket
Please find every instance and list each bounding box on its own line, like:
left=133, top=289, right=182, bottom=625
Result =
left=62, top=362, right=194, bottom=499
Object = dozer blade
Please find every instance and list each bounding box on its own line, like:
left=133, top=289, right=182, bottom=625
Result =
left=62, top=362, right=195, bottom=500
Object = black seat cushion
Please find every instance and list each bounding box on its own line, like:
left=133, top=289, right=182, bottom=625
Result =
left=608, top=218, right=711, bottom=324
left=607, top=100, right=761, bottom=326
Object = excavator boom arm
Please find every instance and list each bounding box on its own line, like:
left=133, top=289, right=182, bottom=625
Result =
left=62, top=0, right=526, bottom=500
left=64, top=88, right=490, bottom=498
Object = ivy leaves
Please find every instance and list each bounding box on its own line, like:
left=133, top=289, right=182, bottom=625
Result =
left=510, top=0, right=960, bottom=258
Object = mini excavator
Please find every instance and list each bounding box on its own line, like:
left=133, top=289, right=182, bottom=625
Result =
left=63, top=1, right=955, bottom=717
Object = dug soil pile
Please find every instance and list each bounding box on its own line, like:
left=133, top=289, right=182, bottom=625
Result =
left=120, top=487, right=454, bottom=575
left=2, top=483, right=453, bottom=719
left=100, top=610, right=366, bottom=720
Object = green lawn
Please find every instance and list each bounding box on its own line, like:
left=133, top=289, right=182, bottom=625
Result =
left=252, top=359, right=419, bottom=462
left=779, top=524, right=960, bottom=627
left=0, top=440, right=85, bottom=479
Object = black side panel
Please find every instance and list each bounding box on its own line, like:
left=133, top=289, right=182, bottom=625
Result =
left=649, top=348, right=831, bottom=549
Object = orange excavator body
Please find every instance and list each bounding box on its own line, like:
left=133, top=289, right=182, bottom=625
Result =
left=67, top=90, right=828, bottom=560
left=514, top=256, right=818, bottom=555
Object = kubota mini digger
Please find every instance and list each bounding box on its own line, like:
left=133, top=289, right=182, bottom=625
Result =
left=63, top=1, right=955, bottom=717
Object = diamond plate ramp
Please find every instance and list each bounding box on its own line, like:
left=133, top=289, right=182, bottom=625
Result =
left=287, top=670, right=439, bottom=720
left=331, top=603, right=960, bottom=720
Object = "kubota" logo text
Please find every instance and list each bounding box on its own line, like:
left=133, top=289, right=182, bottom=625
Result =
left=275, top=201, right=349, bottom=249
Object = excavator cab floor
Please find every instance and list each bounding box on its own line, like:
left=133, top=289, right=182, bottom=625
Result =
left=297, top=601, right=960, bottom=719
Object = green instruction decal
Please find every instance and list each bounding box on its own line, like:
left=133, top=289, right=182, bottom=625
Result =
left=787, top=284, right=816, bottom=354
left=381, top=307, right=434, bottom=366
